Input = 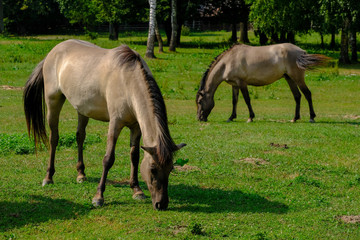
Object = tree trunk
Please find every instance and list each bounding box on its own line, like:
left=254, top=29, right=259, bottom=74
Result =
left=155, top=19, right=163, bottom=53
left=0, top=0, right=4, bottom=33
left=231, top=23, right=237, bottom=43
left=109, top=23, right=119, bottom=41
left=176, top=22, right=182, bottom=47
left=280, top=31, right=286, bottom=43
left=339, top=17, right=351, bottom=64
left=287, top=31, right=295, bottom=43
left=169, top=0, right=178, bottom=52
left=320, top=32, right=324, bottom=49
left=330, top=31, right=336, bottom=50
left=239, top=22, right=249, bottom=43
left=259, top=31, right=268, bottom=45
left=271, top=32, right=279, bottom=43
left=146, top=0, right=157, bottom=58
left=350, top=29, right=357, bottom=62
left=164, top=18, right=171, bottom=46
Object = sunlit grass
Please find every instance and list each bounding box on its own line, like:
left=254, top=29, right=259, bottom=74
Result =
left=0, top=31, right=359, bottom=239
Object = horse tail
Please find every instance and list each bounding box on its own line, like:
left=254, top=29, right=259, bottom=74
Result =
left=296, top=53, right=331, bottom=70
left=23, top=59, right=48, bottom=149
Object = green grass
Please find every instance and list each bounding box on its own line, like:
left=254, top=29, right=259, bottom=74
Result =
left=0, top=31, right=360, bottom=239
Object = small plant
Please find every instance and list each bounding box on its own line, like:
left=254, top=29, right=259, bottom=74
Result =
left=189, top=223, right=205, bottom=235
left=174, top=158, right=189, bottom=166
left=84, top=27, right=98, bottom=40
left=181, top=26, right=191, bottom=36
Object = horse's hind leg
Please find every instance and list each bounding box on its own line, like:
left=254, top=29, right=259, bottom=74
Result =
left=239, top=82, right=255, bottom=123
left=92, top=120, right=123, bottom=207
left=43, top=95, right=66, bottom=186
left=227, top=86, right=239, bottom=122
left=298, top=84, right=316, bottom=122
left=76, top=113, right=89, bottom=183
left=285, top=75, right=301, bottom=122
left=289, top=72, right=316, bottom=122
left=129, top=124, right=146, bottom=200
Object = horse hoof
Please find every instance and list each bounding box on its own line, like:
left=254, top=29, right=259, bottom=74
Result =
left=92, top=197, right=104, bottom=207
left=309, top=119, right=315, bottom=123
left=42, top=179, right=54, bottom=186
left=76, top=176, right=87, bottom=183
left=291, top=119, right=296, bottom=123
left=247, top=118, right=253, bottom=123
left=132, top=192, right=147, bottom=200
left=226, top=119, right=233, bottom=122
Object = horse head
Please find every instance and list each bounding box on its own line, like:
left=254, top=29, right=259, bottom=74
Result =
left=140, top=143, right=186, bottom=210
left=196, top=90, right=214, bottom=122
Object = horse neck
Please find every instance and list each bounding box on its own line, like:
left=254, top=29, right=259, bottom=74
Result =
left=129, top=69, right=166, bottom=148
left=203, top=63, right=225, bottom=97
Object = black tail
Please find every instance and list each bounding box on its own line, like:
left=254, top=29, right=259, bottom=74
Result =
left=296, top=54, right=331, bottom=70
left=23, top=59, right=48, bottom=149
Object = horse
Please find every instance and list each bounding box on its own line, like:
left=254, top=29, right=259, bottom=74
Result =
left=23, top=39, right=186, bottom=210
left=196, top=43, right=330, bottom=123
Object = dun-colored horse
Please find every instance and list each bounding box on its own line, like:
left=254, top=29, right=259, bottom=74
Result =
left=23, top=39, right=185, bottom=210
left=196, top=43, right=329, bottom=123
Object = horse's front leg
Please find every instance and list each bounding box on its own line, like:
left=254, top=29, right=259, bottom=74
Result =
left=92, top=121, right=123, bottom=207
left=129, top=125, right=146, bottom=200
left=227, top=86, right=239, bottom=122
left=240, top=83, right=255, bottom=123
left=76, top=113, right=89, bottom=183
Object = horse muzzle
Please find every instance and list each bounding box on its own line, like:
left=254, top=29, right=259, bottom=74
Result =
left=153, top=196, right=169, bottom=210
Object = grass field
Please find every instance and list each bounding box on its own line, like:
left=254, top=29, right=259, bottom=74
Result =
left=0, top=31, right=360, bottom=239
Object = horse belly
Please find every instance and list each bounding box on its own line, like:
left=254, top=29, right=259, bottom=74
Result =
left=245, top=63, right=285, bottom=86
left=66, top=89, right=110, bottom=121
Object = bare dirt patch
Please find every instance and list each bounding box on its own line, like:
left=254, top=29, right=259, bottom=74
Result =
left=339, top=215, right=360, bottom=224
left=1, top=85, right=23, bottom=91
left=344, top=115, right=360, bottom=120
left=174, top=164, right=200, bottom=172
left=234, top=157, right=269, bottom=165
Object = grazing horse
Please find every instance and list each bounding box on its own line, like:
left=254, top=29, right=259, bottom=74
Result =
left=196, top=43, right=329, bottom=123
left=23, top=39, right=185, bottom=210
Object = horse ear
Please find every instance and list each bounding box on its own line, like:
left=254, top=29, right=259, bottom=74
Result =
left=141, top=146, right=156, bottom=155
left=175, top=143, right=186, bottom=151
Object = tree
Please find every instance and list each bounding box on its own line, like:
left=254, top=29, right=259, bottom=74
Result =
left=200, top=0, right=251, bottom=43
left=56, top=0, right=97, bottom=29
left=328, top=0, right=360, bottom=64
left=146, top=0, right=157, bottom=58
left=169, top=0, right=177, bottom=51
left=0, top=0, right=3, bottom=33
left=249, top=0, right=318, bottom=45
left=94, top=0, right=132, bottom=40
left=155, top=19, right=164, bottom=53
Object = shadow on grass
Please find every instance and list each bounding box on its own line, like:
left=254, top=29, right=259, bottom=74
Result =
left=89, top=178, right=288, bottom=214
left=168, top=184, right=288, bottom=214
left=317, top=120, right=360, bottom=126
left=0, top=195, right=91, bottom=232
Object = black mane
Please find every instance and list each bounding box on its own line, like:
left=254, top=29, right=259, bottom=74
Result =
left=141, top=67, right=178, bottom=165
left=199, top=44, right=241, bottom=91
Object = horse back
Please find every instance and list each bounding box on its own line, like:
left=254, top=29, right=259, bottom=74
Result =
left=224, top=44, right=304, bottom=86
left=42, top=40, right=133, bottom=122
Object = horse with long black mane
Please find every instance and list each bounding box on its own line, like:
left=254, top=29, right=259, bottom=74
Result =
left=23, top=39, right=185, bottom=210
left=196, top=43, right=330, bottom=123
